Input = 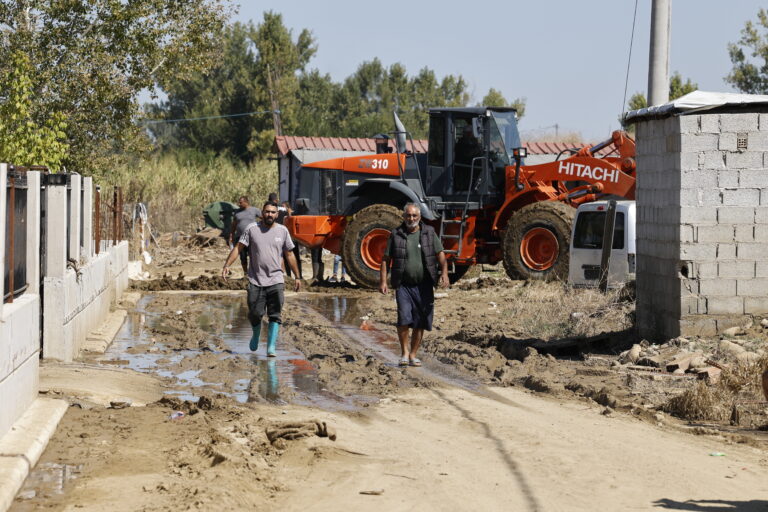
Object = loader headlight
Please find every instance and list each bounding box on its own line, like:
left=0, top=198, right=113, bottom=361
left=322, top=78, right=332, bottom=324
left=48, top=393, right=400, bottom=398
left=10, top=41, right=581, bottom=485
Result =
left=512, top=147, right=527, bottom=158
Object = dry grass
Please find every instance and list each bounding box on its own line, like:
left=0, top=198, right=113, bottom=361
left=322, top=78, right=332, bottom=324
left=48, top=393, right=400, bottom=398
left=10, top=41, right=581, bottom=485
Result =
left=98, top=152, right=277, bottom=232
left=502, top=281, right=634, bottom=341
left=664, top=354, right=768, bottom=422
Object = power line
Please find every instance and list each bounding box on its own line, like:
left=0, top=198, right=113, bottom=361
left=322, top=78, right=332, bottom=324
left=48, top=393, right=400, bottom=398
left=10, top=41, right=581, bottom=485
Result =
left=621, top=0, right=640, bottom=115
left=139, top=109, right=279, bottom=125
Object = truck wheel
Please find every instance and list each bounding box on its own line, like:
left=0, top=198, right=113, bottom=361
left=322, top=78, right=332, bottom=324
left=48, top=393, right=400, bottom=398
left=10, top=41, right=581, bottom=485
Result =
left=502, top=201, right=575, bottom=281
left=342, top=204, right=402, bottom=289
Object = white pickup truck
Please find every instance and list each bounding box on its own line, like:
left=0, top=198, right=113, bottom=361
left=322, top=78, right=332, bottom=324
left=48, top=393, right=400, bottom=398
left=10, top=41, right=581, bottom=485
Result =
left=568, top=200, right=636, bottom=289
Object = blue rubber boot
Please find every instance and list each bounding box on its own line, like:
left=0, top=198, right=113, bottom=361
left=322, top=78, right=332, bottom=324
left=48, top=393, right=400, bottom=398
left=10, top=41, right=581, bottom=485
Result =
left=267, top=321, right=279, bottom=357
left=249, top=324, right=261, bottom=352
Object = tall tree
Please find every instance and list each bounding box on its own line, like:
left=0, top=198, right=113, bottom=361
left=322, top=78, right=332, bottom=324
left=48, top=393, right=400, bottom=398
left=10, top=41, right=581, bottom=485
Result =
left=0, top=0, right=230, bottom=173
left=726, top=8, right=768, bottom=94
left=479, top=88, right=526, bottom=119
left=627, top=72, right=698, bottom=110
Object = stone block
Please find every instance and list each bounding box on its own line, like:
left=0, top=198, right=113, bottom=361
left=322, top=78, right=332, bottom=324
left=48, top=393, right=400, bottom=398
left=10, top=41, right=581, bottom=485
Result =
left=735, top=225, right=755, bottom=242
left=699, top=279, right=737, bottom=296
left=720, top=113, right=759, bottom=132
left=745, top=297, right=768, bottom=314
left=756, top=207, right=768, bottom=223
left=737, top=278, right=768, bottom=296
left=680, top=243, right=717, bottom=260
left=718, top=207, right=754, bottom=224
left=708, top=297, right=744, bottom=315
left=717, top=243, right=737, bottom=259
left=678, top=115, right=700, bottom=134
left=696, top=262, right=718, bottom=279
left=740, top=169, right=768, bottom=188
left=737, top=243, right=768, bottom=260
left=754, top=225, right=768, bottom=239
left=749, top=131, right=768, bottom=151
left=680, top=224, right=695, bottom=243
left=723, top=188, right=760, bottom=207
left=681, top=207, right=718, bottom=223
left=726, top=151, right=763, bottom=170
left=719, top=132, right=737, bottom=151
left=756, top=261, right=768, bottom=277
left=700, top=151, right=727, bottom=171
left=700, top=114, right=720, bottom=133
left=697, top=225, right=734, bottom=243
left=718, top=169, right=739, bottom=188
left=680, top=316, right=718, bottom=337
left=681, top=296, right=699, bottom=315
left=759, top=113, right=768, bottom=131
left=680, top=152, right=699, bottom=171
left=681, top=170, right=718, bottom=188
left=761, top=189, right=768, bottom=206
left=680, top=133, right=718, bottom=152
left=719, top=261, right=755, bottom=278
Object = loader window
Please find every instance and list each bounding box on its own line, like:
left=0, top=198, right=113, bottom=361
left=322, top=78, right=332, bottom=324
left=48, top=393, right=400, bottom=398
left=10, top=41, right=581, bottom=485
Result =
left=573, top=211, right=625, bottom=250
left=453, top=117, right=483, bottom=191
left=428, top=115, right=445, bottom=167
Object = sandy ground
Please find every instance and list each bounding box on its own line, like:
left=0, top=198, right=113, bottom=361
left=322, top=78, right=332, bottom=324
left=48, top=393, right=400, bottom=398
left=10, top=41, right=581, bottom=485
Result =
left=13, top=238, right=768, bottom=511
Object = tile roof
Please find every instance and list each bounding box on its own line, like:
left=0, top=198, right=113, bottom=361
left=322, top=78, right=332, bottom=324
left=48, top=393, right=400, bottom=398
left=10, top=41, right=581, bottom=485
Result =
left=275, top=136, right=615, bottom=157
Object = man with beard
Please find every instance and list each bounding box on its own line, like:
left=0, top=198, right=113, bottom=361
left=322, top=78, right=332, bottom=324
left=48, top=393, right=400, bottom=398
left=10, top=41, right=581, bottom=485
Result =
left=379, top=203, right=449, bottom=367
left=222, top=201, right=301, bottom=356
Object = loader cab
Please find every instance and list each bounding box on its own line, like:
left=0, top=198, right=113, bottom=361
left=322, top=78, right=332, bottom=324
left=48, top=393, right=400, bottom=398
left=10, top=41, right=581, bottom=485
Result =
left=425, top=107, right=521, bottom=207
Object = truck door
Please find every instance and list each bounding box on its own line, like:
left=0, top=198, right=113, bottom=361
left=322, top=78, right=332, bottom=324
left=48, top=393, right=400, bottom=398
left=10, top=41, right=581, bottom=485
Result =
left=452, top=116, right=485, bottom=194
left=426, top=113, right=448, bottom=196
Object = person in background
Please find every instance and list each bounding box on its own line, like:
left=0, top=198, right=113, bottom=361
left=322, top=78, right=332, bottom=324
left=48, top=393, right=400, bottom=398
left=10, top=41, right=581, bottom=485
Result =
left=329, top=254, right=348, bottom=283
left=278, top=200, right=303, bottom=279
left=229, top=196, right=259, bottom=273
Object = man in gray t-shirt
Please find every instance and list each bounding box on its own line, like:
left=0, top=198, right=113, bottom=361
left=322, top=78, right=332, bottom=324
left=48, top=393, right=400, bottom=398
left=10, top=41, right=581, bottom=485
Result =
left=229, top=196, right=260, bottom=273
left=222, top=201, right=301, bottom=356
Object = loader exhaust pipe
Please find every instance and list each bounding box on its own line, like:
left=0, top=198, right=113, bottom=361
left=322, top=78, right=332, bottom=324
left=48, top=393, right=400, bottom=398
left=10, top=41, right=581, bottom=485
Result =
left=393, top=112, right=407, bottom=154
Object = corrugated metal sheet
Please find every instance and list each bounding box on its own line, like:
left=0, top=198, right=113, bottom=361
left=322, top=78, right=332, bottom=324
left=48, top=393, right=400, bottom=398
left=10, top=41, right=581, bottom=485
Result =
left=275, top=136, right=613, bottom=157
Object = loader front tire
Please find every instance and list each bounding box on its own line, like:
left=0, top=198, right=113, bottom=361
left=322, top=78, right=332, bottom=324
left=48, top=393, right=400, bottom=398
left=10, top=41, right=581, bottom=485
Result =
left=502, top=201, right=575, bottom=281
left=342, top=204, right=402, bottom=289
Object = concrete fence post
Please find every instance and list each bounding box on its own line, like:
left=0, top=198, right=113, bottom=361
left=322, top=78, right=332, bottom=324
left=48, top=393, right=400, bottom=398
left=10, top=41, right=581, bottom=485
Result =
left=25, top=171, right=42, bottom=296
left=68, top=173, right=81, bottom=263
left=0, top=164, right=7, bottom=317
left=44, top=177, right=67, bottom=278
left=82, top=177, right=93, bottom=261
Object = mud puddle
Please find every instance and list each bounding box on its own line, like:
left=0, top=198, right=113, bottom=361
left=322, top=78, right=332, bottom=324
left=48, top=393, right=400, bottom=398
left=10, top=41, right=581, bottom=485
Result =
left=13, top=463, right=82, bottom=508
left=89, top=294, right=363, bottom=410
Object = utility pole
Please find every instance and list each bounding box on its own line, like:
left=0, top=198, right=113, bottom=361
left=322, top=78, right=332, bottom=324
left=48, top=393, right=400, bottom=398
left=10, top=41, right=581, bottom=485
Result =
left=266, top=63, right=283, bottom=136
left=648, top=0, right=671, bottom=106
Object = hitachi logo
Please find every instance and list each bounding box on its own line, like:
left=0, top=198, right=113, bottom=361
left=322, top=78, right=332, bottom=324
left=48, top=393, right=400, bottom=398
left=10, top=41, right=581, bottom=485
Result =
left=558, top=161, right=619, bottom=183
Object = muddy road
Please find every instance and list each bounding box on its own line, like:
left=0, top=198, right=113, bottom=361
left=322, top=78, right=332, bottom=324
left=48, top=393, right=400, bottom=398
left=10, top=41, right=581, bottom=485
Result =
left=13, top=253, right=768, bottom=510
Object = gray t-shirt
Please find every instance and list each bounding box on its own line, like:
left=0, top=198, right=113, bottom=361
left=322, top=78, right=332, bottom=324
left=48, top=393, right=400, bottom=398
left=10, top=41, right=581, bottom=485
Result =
left=233, top=206, right=259, bottom=238
left=239, top=222, right=295, bottom=287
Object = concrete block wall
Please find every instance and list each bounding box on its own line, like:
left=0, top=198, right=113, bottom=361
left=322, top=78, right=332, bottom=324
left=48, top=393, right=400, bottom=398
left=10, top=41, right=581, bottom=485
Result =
left=636, top=112, right=768, bottom=340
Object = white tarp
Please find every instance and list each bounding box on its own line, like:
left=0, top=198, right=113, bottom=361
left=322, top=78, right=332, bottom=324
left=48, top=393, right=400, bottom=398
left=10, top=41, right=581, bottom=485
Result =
left=623, top=90, right=768, bottom=123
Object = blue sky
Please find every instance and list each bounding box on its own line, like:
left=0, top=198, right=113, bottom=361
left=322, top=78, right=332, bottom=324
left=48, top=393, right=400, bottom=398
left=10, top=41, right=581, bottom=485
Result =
left=236, top=0, right=765, bottom=142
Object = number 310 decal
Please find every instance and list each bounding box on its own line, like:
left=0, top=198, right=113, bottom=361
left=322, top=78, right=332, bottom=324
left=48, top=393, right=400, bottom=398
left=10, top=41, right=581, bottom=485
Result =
left=358, top=158, right=390, bottom=170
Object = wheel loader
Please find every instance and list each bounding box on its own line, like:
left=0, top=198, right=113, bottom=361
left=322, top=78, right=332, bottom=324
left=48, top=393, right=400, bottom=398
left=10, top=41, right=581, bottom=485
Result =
left=285, top=107, right=637, bottom=288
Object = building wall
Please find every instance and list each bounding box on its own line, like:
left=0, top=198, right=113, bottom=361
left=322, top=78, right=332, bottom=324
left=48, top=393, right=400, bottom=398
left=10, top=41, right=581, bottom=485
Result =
left=636, top=112, right=768, bottom=340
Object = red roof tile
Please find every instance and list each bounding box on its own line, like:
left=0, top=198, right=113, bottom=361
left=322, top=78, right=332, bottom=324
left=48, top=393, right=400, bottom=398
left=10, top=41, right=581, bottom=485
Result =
left=274, top=136, right=612, bottom=157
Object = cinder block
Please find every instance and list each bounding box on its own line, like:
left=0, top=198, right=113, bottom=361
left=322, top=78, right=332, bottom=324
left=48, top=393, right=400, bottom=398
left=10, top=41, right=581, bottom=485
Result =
left=718, top=207, right=754, bottom=224
left=718, top=261, right=755, bottom=278
left=755, top=207, right=768, bottom=223
left=681, top=243, right=717, bottom=260
left=699, top=279, right=737, bottom=296
left=700, top=114, right=720, bottom=133
left=737, top=243, right=768, bottom=260
left=678, top=115, right=700, bottom=134
left=754, top=225, right=768, bottom=239
left=718, top=169, right=739, bottom=188
left=723, top=188, right=760, bottom=207
left=707, top=296, right=744, bottom=315
left=680, top=133, right=718, bottom=152
left=696, top=261, right=718, bottom=279
left=761, top=189, right=768, bottom=206
left=681, top=224, right=695, bottom=243
left=748, top=131, right=768, bottom=151
left=697, top=224, right=734, bottom=243
left=756, top=261, right=768, bottom=277
left=681, top=207, right=718, bottom=223
left=680, top=316, right=718, bottom=337
left=739, top=170, right=768, bottom=188
left=720, top=113, right=759, bottom=132
left=681, top=170, right=718, bottom=188
left=717, top=243, right=737, bottom=259
left=719, top=132, right=737, bottom=151
left=759, top=113, right=768, bottom=131
left=726, top=151, right=763, bottom=170
left=734, top=225, right=754, bottom=242
left=745, top=297, right=768, bottom=314
left=680, top=152, right=699, bottom=171
left=700, top=151, right=727, bottom=171
left=737, top=278, right=768, bottom=296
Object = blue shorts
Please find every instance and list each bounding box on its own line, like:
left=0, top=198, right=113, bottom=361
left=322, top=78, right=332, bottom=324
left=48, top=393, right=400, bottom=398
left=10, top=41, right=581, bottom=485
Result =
left=396, top=281, right=434, bottom=331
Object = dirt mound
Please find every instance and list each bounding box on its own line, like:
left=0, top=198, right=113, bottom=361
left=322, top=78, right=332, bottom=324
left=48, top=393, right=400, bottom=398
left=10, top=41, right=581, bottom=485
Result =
left=132, top=272, right=247, bottom=291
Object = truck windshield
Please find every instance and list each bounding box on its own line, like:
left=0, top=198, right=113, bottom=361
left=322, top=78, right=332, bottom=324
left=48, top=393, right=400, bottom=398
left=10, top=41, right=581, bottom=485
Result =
left=573, top=211, right=625, bottom=250
left=489, top=110, right=522, bottom=163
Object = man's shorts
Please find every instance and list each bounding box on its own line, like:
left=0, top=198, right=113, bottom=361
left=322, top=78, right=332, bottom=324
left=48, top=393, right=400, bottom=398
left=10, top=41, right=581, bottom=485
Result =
left=395, top=280, right=434, bottom=331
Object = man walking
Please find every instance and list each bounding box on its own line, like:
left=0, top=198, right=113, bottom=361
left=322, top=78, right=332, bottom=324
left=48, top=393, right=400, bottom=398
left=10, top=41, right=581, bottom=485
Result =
left=222, top=201, right=301, bottom=356
left=229, top=196, right=259, bottom=273
left=379, top=203, right=449, bottom=367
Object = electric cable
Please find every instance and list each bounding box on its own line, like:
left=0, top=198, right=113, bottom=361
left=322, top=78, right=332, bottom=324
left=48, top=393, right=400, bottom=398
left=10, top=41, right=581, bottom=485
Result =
left=139, top=110, right=278, bottom=124
left=621, top=0, right=640, bottom=118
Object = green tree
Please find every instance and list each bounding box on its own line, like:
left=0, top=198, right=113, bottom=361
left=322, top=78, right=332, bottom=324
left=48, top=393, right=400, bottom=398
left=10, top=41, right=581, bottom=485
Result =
left=479, top=88, right=526, bottom=119
left=726, top=8, right=768, bottom=93
left=0, top=50, right=68, bottom=170
left=626, top=72, right=698, bottom=110
left=0, top=0, right=230, bottom=173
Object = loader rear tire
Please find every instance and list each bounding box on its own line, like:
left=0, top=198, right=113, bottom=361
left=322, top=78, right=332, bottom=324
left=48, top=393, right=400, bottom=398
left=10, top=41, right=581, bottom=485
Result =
left=342, top=204, right=402, bottom=289
left=502, top=201, right=575, bottom=281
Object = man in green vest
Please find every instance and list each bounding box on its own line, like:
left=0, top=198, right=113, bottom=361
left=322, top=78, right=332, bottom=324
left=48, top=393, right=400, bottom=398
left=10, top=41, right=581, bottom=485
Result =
left=379, top=203, right=449, bottom=367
